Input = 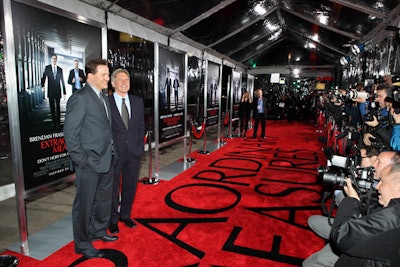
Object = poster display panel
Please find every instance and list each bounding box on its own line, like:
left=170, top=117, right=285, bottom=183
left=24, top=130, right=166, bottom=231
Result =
left=187, top=56, right=204, bottom=125
left=206, top=61, right=220, bottom=127
left=12, top=1, right=102, bottom=191
left=107, top=30, right=154, bottom=133
left=158, top=46, right=185, bottom=144
left=231, top=70, right=242, bottom=119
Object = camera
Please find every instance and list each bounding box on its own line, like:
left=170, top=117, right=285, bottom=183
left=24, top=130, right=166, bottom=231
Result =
left=386, top=85, right=400, bottom=114
left=345, top=89, right=369, bottom=100
left=318, top=155, right=375, bottom=195
left=364, top=101, right=381, bottom=122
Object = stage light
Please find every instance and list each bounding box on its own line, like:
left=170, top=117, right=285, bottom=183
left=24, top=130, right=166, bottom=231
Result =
left=340, top=56, right=350, bottom=66
left=351, top=43, right=364, bottom=55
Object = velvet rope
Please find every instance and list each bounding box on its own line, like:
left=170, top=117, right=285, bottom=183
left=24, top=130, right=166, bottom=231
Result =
left=223, top=112, right=230, bottom=126
left=191, top=122, right=206, bottom=139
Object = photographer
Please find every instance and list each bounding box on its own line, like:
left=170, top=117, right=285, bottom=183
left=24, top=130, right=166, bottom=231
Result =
left=388, top=83, right=400, bottom=150
left=330, top=163, right=400, bottom=266
left=359, top=83, right=391, bottom=148
left=303, top=147, right=380, bottom=267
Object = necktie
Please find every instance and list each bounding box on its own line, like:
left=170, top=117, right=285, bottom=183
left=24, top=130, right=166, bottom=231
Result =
left=121, top=98, right=129, bottom=129
left=53, top=66, right=57, bottom=79
left=99, top=92, right=109, bottom=120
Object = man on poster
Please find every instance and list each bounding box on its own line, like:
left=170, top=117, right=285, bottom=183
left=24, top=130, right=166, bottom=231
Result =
left=41, top=54, right=66, bottom=130
left=164, top=71, right=172, bottom=110
left=68, top=58, right=86, bottom=93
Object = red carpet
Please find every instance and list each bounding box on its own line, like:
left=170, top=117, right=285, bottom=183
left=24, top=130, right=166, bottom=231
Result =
left=3, top=121, right=327, bottom=266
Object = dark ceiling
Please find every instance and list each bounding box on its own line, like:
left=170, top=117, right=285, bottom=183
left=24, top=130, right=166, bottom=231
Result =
left=81, top=0, right=400, bottom=69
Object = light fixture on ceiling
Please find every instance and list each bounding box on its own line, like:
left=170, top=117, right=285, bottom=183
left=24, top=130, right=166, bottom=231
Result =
left=340, top=56, right=350, bottom=66
left=351, top=43, right=364, bottom=55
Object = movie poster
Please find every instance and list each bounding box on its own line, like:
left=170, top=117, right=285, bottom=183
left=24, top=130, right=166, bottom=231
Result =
left=158, top=46, right=185, bottom=144
left=231, top=70, right=242, bottom=119
left=12, top=2, right=102, bottom=191
left=247, top=74, right=255, bottom=98
left=107, top=30, right=154, bottom=134
left=187, top=56, right=204, bottom=125
left=206, top=61, right=220, bottom=127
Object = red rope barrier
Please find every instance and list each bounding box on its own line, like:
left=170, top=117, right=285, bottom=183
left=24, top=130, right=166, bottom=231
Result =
left=223, top=112, right=230, bottom=126
left=191, top=122, right=206, bottom=139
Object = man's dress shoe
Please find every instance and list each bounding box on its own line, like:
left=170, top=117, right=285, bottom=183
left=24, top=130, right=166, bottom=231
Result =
left=94, top=234, right=118, bottom=242
left=78, top=247, right=104, bottom=259
left=119, top=218, right=137, bottom=228
left=109, top=223, right=119, bottom=234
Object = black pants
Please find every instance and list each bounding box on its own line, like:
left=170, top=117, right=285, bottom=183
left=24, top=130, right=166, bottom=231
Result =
left=253, top=113, right=266, bottom=137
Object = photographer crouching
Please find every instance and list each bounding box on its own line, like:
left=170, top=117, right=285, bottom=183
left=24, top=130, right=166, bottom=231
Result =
left=330, top=161, right=400, bottom=266
left=304, top=151, right=400, bottom=266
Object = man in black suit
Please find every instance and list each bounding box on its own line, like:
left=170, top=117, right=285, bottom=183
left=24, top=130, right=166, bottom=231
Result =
left=164, top=71, right=172, bottom=110
left=108, top=69, right=145, bottom=234
left=252, top=88, right=267, bottom=139
left=41, top=54, right=66, bottom=130
left=67, top=58, right=86, bottom=93
left=64, top=58, right=118, bottom=259
left=173, top=76, right=180, bottom=109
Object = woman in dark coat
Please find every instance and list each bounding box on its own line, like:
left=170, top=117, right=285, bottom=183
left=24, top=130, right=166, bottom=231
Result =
left=238, top=91, right=252, bottom=139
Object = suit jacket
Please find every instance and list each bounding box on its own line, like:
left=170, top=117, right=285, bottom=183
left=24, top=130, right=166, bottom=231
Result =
left=63, top=84, right=113, bottom=173
left=108, top=94, right=145, bottom=159
left=252, top=97, right=268, bottom=117
left=41, top=65, right=66, bottom=99
left=67, top=68, right=86, bottom=91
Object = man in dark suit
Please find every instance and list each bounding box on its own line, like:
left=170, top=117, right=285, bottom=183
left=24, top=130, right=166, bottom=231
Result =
left=64, top=58, right=117, bottom=259
left=41, top=54, right=66, bottom=130
left=252, top=88, right=268, bottom=139
left=173, top=76, right=180, bottom=110
left=164, top=71, right=172, bottom=110
left=67, top=58, right=86, bottom=93
left=108, top=68, right=145, bottom=234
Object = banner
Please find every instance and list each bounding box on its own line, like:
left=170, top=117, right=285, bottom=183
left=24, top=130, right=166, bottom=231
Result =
left=206, top=61, right=220, bottom=127
left=231, top=70, right=242, bottom=119
left=12, top=1, right=102, bottom=191
left=158, top=46, right=185, bottom=144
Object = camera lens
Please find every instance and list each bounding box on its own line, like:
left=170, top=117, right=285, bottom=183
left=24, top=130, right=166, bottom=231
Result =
left=322, top=172, right=346, bottom=186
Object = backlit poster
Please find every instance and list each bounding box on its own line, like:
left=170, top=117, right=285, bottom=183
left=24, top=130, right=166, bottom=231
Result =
left=12, top=1, right=102, bottom=191
left=232, top=70, right=242, bottom=119
left=158, top=46, right=185, bottom=144
left=206, top=61, right=220, bottom=127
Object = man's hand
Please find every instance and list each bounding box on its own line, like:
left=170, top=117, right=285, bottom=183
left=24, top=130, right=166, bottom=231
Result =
left=363, top=132, right=376, bottom=146
left=365, top=115, right=379, bottom=127
left=344, top=178, right=360, bottom=201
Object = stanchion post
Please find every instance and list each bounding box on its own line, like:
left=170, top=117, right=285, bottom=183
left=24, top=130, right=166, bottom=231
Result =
left=198, top=117, right=210, bottom=155
left=220, top=112, right=227, bottom=146
left=187, top=121, right=196, bottom=163
left=141, top=130, right=159, bottom=185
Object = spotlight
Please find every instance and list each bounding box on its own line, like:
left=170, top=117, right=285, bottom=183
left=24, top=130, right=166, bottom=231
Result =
left=340, top=56, right=350, bottom=66
left=351, top=43, right=364, bottom=55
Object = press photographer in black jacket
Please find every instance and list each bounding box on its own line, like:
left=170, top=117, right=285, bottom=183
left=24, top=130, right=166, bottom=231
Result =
left=330, top=162, right=400, bottom=267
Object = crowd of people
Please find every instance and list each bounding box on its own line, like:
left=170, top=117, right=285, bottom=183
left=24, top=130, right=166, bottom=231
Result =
left=60, top=56, right=400, bottom=264
left=303, top=75, right=400, bottom=266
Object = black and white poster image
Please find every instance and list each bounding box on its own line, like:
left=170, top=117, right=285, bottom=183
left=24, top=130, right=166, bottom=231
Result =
left=232, top=70, right=242, bottom=118
left=206, top=61, right=220, bottom=127
left=158, top=47, right=185, bottom=144
left=12, top=1, right=101, bottom=191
